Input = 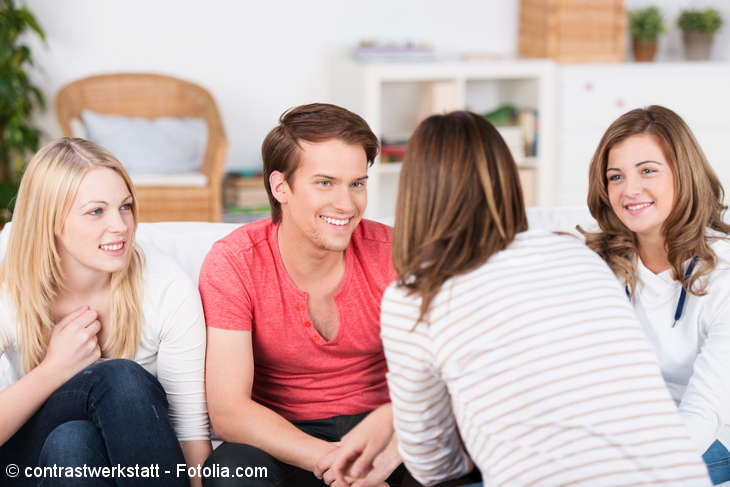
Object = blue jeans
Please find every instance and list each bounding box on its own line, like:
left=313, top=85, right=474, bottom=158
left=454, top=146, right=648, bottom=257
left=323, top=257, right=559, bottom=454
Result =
left=703, top=440, right=730, bottom=485
left=0, top=359, right=187, bottom=486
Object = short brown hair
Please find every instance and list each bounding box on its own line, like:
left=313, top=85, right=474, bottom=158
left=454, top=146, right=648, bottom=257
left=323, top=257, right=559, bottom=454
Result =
left=261, top=103, right=379, bottom=223
left=393, top=111, right=528, bottom=323
left=581, top=105, right=730, bottom=296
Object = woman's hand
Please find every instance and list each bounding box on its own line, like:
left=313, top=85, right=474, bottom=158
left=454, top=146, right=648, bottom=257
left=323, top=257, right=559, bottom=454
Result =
left=40, top=306, right=101, bottom=383
left=315, top=404, right=399, bottom=486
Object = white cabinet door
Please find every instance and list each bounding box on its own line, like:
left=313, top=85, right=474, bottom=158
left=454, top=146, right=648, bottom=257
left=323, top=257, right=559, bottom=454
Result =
left=559, top=63, right=730, bottom=206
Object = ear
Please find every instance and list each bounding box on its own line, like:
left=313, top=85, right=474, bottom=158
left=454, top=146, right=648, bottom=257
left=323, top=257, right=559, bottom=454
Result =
left=269, top=171, right=290, bottom=205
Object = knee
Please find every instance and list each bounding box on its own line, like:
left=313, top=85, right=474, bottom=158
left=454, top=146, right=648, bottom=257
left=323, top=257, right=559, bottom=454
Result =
left=39, top=420, right=106, bottom=467
left=94, top=359, right=164, bottom=398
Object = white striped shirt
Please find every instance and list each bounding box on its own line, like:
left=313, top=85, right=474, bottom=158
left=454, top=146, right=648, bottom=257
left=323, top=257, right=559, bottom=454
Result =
left=381, top=231, right=710, bottom=487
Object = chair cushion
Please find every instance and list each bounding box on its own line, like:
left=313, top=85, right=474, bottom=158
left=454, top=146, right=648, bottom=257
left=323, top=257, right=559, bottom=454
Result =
left=131, top=172, right=208, bottom=187
left=81, top=110, right=208, bottom=175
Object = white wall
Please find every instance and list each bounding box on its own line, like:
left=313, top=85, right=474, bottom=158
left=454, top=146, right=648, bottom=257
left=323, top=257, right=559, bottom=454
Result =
left=23, top=0, right=518, bottom=171
left=22, top=0, right=730, bottom=174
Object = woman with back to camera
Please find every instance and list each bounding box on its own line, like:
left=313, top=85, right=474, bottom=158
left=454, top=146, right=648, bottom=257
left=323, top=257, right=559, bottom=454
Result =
left=373, top=110, right=711, bottom=486
left=0, top=138, right=210, bottom=486
left=582, top=105, right=730, bottom=484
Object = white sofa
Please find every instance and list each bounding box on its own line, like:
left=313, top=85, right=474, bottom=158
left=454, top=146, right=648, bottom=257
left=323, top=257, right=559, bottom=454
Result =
left=0, top=207, right=596, bottom=389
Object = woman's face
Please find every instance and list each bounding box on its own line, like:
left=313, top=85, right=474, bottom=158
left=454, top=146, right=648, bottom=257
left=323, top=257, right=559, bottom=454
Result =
left=606, top=133, right=675, bottom=243
left=56, top=167, right=135, bottom=275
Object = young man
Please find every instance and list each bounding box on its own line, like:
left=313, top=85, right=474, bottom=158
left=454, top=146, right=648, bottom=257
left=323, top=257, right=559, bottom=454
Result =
left=199, top=103, right=404, bottom=487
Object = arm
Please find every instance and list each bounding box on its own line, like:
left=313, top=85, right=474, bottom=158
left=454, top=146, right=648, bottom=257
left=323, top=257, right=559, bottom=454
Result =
left=380, top=288, right=471, bottom=487
left=677, top=302, right=730, bottom=454
left=0, top=307, right=101, bottom=445
left=206, top=327, right=336, bottom=471
left=154, top=272, right=213, bottom=486
left=180, top=441, right=211, bottom=487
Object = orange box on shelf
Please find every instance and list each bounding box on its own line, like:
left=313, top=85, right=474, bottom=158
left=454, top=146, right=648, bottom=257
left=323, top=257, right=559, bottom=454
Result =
left=519, top=0, right=626, bottom=63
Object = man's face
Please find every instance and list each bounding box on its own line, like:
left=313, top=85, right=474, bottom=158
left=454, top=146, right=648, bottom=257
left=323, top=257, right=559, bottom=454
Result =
left=279, top=138, right=368, bottom=252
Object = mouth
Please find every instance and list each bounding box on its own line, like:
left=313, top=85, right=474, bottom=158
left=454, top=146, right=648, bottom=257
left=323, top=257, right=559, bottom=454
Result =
left=98, top=240, right=126, bottom=255
left=623, top=202, right=653, bottom=215
left=319, top=215, right=353, bottom=227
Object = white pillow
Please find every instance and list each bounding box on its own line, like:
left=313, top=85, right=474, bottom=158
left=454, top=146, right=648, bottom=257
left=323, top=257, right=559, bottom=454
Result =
left=81, top=110, right=208, bottom=175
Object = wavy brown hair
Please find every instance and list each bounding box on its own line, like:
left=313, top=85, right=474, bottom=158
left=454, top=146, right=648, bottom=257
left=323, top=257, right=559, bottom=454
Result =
left=393, top=111, right=527, bottom=323
left=581, top=105, right=729, bottom=296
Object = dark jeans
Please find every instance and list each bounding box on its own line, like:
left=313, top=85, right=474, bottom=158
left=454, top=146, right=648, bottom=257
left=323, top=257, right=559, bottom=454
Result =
left=0, top=359, right=187, bottom=486
left=703, top=439, right=730, bottom=485
left=203, top=412, right=407, bottom=487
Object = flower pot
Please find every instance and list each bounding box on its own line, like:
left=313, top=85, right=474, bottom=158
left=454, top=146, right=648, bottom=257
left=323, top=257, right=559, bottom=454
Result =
left=683, top=31, right=714, bottom=61
left=632, top=40, right=658, bottom=62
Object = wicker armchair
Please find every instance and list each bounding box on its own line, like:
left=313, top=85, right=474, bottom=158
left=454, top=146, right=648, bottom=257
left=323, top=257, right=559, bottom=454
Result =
left=56, top=73, right=227, bottom=222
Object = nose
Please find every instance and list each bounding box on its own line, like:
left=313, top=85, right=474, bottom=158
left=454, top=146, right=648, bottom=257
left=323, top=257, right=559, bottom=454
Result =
left=107, top=209, right=129, bottom=234
left=624, top=174, right=642, bottom=197
left=333, top=185, right=356, bottom=213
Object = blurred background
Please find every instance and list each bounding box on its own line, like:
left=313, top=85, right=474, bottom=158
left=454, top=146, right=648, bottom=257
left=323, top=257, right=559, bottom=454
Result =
left=3, top=0, right=729, bottom=222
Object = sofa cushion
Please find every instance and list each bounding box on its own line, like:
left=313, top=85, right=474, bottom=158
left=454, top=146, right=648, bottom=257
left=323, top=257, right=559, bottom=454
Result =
left=131, top=172, right=208, bottom=187
left=81, top=110, right=208, bottom=175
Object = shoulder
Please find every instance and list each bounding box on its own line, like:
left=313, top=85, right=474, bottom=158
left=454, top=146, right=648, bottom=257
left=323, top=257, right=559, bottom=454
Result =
left=501, top=230, right=600, bottom=262
left=709, top=234, right=730, bottom=268
left=142, top=251, right=198, bottom=303
left=209, top=217, right=273, bottom=257
left=200, top=218, right=274, bottom=278
left=353, top=219, right=392, bottom=244
left=349, top=219, right=396, bottom=283
left=380, top=282, right=422, bottom=333
left=350, top=219, right=393, bottom=260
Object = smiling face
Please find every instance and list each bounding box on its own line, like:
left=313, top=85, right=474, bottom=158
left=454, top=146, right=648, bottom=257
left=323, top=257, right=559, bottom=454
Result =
left=276, top=138, right=368, bottom=252
left=606, top=133, right=675, bottom=243
left=56, top=167, right=136, bottom=275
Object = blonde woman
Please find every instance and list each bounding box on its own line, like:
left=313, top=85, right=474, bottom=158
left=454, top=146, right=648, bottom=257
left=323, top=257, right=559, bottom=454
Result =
left=0, top=138, right=210, bottom=486
left=583, top=105, right=730, bottom=484
left=375, top=111, right=710, bottom=486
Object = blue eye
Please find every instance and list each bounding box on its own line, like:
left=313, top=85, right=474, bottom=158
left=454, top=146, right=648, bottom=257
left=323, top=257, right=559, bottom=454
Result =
left=317, top=180, right=332, bottom=187
left=89, top=208, right=103, bottom=216
left=120, top=203, right=133, bottom=211
left=351, top=181, right=366, bottom=189
left=641, top=168, right=657, bottom=175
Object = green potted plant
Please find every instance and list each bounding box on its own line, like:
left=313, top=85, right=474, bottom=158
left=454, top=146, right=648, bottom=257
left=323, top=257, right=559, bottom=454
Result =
left=629, top=6, right=664, bottom=62
left=677, top=8, right=724, bottom=61
left=0, top=0, right=45, bottom=227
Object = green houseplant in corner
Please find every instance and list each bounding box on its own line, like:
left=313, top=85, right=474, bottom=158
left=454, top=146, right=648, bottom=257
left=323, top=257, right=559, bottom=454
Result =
left=629, top=6, right=664, bottom=62
left=0, top=0, right=45, bottom=226
left=678, top=8, right=724, bottom=61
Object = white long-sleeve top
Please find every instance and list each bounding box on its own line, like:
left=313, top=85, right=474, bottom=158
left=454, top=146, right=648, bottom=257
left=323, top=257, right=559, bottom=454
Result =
left=381, top=231, right=710, bottom=487
left=630, top=236, right=730, bottom=454
left=0, top=251, right=209, bottom=441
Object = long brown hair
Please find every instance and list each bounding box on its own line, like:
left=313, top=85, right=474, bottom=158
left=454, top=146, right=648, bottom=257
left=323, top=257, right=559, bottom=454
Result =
left=581, top=105, right=729, bottom=295
left=0, top=138, right=145, bottom=372
left=393, top=111, right=528, bottom=323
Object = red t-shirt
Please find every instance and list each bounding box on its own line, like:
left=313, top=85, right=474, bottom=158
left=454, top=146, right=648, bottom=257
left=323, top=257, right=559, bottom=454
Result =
left=198, top=217, right=396, bottom=421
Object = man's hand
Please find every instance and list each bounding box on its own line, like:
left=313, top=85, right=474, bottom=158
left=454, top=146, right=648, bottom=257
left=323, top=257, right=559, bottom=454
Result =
left=314, top=404, right=400, bottom=486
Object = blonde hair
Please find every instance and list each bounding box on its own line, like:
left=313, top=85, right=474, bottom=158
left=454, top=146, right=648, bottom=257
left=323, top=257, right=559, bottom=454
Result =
left=393, top=111, right=527, bottom=323
left=581, top=106, right=730, bottom=296
left=0, top=138, right=144, bottom=372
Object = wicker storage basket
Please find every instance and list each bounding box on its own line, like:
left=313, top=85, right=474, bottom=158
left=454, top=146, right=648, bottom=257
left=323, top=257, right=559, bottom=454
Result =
left=519, top=0, right=626, bottom=62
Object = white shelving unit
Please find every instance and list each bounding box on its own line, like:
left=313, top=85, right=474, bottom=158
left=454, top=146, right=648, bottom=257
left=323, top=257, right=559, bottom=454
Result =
left=557, top=62, right=730, bottom=206
left=331, top=59, right=557, bottom=219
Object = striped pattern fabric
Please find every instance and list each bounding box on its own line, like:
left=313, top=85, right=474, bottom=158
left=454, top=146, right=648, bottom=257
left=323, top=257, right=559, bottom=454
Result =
left=381, top=231, right=711, bottom=487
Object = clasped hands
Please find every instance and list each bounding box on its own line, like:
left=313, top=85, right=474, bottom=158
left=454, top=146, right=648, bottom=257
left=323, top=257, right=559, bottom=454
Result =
left=313, top=404, right=400, bottom=487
